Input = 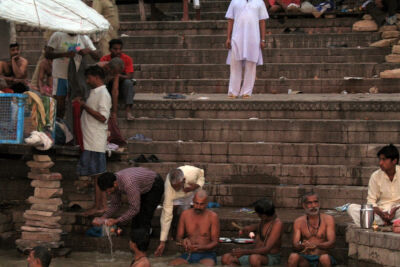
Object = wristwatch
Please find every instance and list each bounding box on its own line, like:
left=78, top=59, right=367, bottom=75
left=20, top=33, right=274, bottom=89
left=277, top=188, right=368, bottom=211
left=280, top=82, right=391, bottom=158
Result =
left=261, top=39, right=266, bottom=43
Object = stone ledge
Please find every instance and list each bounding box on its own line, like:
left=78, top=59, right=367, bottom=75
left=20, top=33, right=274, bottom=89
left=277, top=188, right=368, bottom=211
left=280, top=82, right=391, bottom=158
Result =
left=346, top=225, right=400, bottom=266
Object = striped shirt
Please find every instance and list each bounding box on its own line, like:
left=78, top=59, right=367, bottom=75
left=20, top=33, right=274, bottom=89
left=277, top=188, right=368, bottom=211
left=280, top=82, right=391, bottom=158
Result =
left=103, top=167, right=157, bottom=223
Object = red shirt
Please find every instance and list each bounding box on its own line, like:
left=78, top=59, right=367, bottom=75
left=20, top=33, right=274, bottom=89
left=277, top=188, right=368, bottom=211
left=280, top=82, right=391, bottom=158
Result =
left=100, top=53, right=134, bottom=74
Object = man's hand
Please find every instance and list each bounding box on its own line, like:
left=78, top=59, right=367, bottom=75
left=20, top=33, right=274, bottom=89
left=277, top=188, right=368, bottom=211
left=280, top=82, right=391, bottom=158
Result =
left=231, top=248, right=245, bottom=258
left=111, top=112, right=117, bottom=120
left=183, top=238, right=192, bottom=251
left=12, top=55, right=20, bottom=62
left=239, top=225, right=253, bottom=236
left=190, top=244, right=202, bottom=252
left=65, top=51, right=76, bottom=58
left=303, top=241, right=317, bottom=250
left=225, top=39, right=231, bottom=49
left=183, top=183, right=198, bottom=193
left=105, top=218, right=118, bottom=226
left=78, top=48, right=92, bottom=56
left=260, top=41, right=266, bottom=49
left=388, top=207, right=399, bottom=221
left=92, top=217, right=105, bottom=226
left=154, top=241, right=166, bottom=256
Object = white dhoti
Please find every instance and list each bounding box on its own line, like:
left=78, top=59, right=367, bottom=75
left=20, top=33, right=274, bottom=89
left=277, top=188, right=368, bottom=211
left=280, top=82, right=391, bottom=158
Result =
left=347, top=203, right=400, bottom=227
left=228, top=57, right=257, bottom=96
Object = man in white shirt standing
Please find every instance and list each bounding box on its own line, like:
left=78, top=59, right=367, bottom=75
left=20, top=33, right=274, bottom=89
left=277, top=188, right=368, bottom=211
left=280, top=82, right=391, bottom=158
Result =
left=225, top=0, right=268, bottom=99
left=45, top=32, right=99, bottom=118
left=77, top=65, right=111, bottom=216
left=154, top=165, right=205, bottom=256
left=347, top=144, right=400, bottom=226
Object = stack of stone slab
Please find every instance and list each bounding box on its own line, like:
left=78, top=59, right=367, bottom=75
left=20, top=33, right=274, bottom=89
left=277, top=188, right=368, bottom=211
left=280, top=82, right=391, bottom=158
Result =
left=15, top=154, right=63, bottom=251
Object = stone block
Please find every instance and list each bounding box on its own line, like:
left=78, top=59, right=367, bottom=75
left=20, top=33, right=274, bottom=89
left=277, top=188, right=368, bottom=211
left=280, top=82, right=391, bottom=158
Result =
left=382, top=31, right=400, bottom=39
left=32, top=155, right=52, bottom=162
left=370, top=38, right=398, bottom=47
left=34, top=188, right=63, bottom=199
left=23, top=213, right=61, bottom=224
left=348, top=243, right=358, bottom=258
left=392, top=45, right=400, bottom=54
left=379, top=25, right=398, bottom=32
left=27, top=196, right=62, bottom=206
left=25, top=209, right=58, bottom=217
left=31, top=180, right=60, bottom=188
left=21, top=231, right=61, bottom=242
left=362, top=14, right=372, bottom=20
left=25, top=220, right=61, bottom=229
left=31, top=204, right=60, bottom=212
left=380, top=68, right=400, bottom=78
left=386, top=54, right=400, bottom=62
left=21, top=226, right=62, bottom=233
left=27, top=172, right=62, bottom=180
left=352, top=20, right=378, bottom=31
left=30, top=168, right=50, bottom=174
left=26, top=161, right=54, bottom=169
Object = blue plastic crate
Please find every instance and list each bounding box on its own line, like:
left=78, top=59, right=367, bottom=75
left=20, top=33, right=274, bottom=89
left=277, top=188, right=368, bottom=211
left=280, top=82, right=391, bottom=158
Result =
left=0, top=93, right=27, bottom=144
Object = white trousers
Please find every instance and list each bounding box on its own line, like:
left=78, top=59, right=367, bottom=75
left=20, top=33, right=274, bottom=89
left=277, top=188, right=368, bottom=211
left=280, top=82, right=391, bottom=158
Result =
left=347, top=203, right=400, bottom=227
left=228, top=59, right=257, bottom=97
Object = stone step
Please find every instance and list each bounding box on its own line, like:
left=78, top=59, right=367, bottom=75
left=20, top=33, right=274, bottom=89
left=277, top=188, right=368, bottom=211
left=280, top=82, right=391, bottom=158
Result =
left=21, top=47, right=388, bottom=67
left=119, top=18, right=358, bottom=35
left=133, top=63, right=398, bottom=79
left=126, top=141, right=385, bottom=166
left=119, top=118, right=400, bottom=144
left=130, top=93, right=400, bottom=120
left=119, top=162, right=374, bottom=186
left=18, top=32, right=381, bottom=51
left=133, top=78, right=398, bottom=94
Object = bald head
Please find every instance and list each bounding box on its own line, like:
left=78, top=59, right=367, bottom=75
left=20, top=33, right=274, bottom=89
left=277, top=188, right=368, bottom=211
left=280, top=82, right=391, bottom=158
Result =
left=193, top=190, right=208, bottom=214
left=194, top=189, right=208, bottom=200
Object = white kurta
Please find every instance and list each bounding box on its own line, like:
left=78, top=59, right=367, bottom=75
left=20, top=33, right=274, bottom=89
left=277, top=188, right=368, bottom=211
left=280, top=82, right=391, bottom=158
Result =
left=226, top=0, right=269, bottom=65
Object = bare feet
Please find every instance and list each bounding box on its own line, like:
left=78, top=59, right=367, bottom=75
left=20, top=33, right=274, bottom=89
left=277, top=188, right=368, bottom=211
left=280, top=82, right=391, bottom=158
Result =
left=228, top=94, right=237, bottom=99
left=126, top=112, right=135, bottom=120
left=242, top=94, right=251, bottom=99
left=82, top=208, right=107, bottom=216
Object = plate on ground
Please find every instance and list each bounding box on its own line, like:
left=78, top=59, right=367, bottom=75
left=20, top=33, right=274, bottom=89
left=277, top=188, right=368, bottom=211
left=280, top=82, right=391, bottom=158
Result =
left=219, top=237, right=232, bottom=243
left=232, top=238, right=254, bottom=244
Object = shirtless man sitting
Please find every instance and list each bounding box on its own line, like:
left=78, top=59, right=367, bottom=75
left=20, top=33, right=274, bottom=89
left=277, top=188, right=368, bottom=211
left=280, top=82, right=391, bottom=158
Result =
left=288, top=192, right=336, bottom=267
left=222, top=198, right=283, bottom=267
left=168, top=190, right=219, bottom=266
left=0, top=43, right=29, bottom=93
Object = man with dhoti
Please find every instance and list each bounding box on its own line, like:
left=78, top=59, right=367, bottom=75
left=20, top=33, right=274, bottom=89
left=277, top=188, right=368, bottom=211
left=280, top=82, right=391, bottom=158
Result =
left=225, top=0, right=268, bottom=99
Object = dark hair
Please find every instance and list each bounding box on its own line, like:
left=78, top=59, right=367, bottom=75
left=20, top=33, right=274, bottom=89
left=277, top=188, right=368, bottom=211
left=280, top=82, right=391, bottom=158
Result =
left=9, top=43, right=19, bottom=49
left=302, top=192, right=319, bottom=204
left=109, top=39, right=123, bottom=49
left=377, top=144, right=399, bottom=163
left=97, top=172, right=117, bottom=191
left=254, top=198, right=275, bottom=217
left=32, top=246, right=52, bottom=267
left=130, top=228, right=150, bottom=251
left=84, top=65, right=105, bottom=80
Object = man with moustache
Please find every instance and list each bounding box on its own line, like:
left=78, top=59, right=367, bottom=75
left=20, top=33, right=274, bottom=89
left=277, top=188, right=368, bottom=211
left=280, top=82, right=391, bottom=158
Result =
left=168, top=190, right=220, bottom=266
left=287, top=192, right=336, bottom=267
left=347, top=144, right=400, bottom=226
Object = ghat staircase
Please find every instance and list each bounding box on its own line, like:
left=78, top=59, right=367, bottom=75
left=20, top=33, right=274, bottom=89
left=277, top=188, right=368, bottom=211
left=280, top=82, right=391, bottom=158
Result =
left=3, top=0, right=400, bottom=265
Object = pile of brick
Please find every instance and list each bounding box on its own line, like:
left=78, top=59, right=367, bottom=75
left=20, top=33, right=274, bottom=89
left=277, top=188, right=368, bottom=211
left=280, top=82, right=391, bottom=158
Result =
left=15, top=154, right=64, bottom=251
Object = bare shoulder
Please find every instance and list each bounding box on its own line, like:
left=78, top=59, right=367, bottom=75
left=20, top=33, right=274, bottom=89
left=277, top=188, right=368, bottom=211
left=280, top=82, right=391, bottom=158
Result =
left=321, top=213, right=335, bottom=224
left=294, top=215, right=306, bottom=225
left=274, top=217, right=283, bottom=226
left=206, top=209, right=219, bottom=219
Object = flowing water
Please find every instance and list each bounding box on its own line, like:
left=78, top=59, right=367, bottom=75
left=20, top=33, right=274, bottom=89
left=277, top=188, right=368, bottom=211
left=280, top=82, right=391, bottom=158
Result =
left=102, top=224, right=114, bottom=260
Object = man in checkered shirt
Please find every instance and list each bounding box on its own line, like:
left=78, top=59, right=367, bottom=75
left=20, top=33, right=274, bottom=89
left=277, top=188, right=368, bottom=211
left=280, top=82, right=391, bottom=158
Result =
left=92, top=167, right=164, bottom=237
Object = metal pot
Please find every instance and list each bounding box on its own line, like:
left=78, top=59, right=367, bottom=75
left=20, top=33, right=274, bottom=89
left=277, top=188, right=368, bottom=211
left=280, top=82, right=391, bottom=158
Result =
left=360, top=204, right=374, bottom=229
